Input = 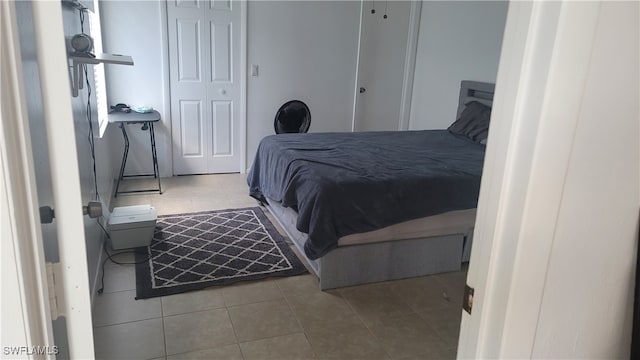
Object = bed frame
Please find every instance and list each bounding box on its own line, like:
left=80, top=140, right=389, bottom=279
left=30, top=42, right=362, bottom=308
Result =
left=266, top=200, right=474, bottom=289
left=457, top=80, right=495, bottom=117
left=265, top=80, right=494, bottom=290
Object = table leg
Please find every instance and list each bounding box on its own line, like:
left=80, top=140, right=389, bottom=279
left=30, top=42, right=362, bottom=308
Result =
left=149, top=122, right=162, bottom=194
left=114, top=123, right=130, bottom=197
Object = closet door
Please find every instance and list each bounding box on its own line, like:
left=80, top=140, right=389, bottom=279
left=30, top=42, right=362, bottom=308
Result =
left=354, top=0, right=412, bottom=132
left=168, top=0, right=241, bottom=174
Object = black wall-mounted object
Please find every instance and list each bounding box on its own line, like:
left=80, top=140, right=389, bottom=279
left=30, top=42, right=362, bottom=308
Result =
left=274, top=100, right=311, bottom=134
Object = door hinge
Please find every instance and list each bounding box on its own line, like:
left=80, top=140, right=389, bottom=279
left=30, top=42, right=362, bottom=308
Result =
left=463, top=284, right=474, bottom=314
left=46, top=262, right=66, bottom=320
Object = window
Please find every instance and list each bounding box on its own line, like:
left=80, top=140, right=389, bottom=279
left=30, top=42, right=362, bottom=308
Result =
left=88, top=1, right=108, bottom=137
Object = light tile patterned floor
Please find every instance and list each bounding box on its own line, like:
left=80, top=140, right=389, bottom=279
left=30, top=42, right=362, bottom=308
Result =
left=94, top=174, right=466, bottom=359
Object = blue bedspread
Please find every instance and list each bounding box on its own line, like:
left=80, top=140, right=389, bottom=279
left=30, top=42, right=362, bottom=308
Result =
left=247, top=130, right=485, bottom=260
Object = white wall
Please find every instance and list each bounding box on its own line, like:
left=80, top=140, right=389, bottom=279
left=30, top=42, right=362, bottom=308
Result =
left=246, top=1, right=360, bottom=165
left=101, top=1, right=360, bottom=175
left=99, top=1, right=507, bottom=173
left=101, top=1, right=508, bottom=173
left=532, top=2, right=638, bottom=356
left=409, top=1, right=507, bottom=130
left=100, top=0, right=172, bottom=177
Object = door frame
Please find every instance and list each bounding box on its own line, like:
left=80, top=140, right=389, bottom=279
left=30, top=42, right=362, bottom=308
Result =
left=397, top=0, right=421, bottom=131
left=239, top=0, right=248, bottom=173
left=1, top=0, right=55, bottom=353
left=1, top=0, right=96, bottom=358
left=166, top=0, right=248, bottom=175
left=457, top=1, right=606, bottom=357
left=351, top=0, right=421, bottom=132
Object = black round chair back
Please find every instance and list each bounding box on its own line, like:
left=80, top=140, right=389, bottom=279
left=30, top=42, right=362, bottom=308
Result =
left=274, top=100, right=311, bottom=134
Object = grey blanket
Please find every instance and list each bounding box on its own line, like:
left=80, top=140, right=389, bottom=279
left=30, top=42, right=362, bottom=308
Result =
left=247, top=130, right=485, bottom=260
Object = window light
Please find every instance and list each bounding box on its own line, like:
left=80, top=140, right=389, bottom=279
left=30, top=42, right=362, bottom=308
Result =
left=89, top=2, right=108, bottom=137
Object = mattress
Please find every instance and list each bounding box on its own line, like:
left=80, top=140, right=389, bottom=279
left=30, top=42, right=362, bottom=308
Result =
left=248, top=130, right=485, bottom=260
left=267, top=197, right=475, bottom=246
left=338, top=208, right=476, bottom=246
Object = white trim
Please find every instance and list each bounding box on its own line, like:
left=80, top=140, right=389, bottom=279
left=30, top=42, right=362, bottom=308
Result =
left=458, top=1, right=603, bottom=358
left=159, top=0, right=173, bottom=177
left=1, top=159, right=31, bottom=356
left=494, top=3, right=600, bottom=356
left=397, top=0, right=421, bottom=131
left=458, top=1, right=557, bottom=355
left=31, top=1, right=95, bottom=358
left=89, top=1, right=109, bottom=139
left=240, top=0, right=248, bottom=173
left=350, top=0, right=365, bottom=132
left=0, top=1, right=55, bottom=356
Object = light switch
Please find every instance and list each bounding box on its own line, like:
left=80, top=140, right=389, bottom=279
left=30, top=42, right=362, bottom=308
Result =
left=251, top=64, right=259, bottom=77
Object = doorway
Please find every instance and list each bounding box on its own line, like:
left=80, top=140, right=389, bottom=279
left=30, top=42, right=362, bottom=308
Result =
left=168, top=0, right=246, bottom=175
left=353, top=0, right=415, bottom=132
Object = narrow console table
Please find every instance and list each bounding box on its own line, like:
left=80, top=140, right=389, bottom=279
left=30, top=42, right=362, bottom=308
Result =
left=109, top=110, right=162, bottom=197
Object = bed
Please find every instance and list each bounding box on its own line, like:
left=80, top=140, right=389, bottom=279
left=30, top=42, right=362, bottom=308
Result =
left=248, top=81, right=494, bottom=289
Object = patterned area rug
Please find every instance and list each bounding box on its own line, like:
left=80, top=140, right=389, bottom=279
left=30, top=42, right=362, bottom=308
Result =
left=135, top=207, right=307, bottom=299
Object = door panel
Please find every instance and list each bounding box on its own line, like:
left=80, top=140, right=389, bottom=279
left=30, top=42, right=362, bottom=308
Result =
left=170, top=0, right=241, bottom=175
left=355, top=0, right=411, bottom=132
left=212, top=0, right=231, bottom=11
left=177, top=19, right=201, bottom=81
left=210, top=22, right=231, bottom=82
left=176, top=0, right=199, bottom=9
left=212, top=101, right=232, bottom=155
left=205, top=3, right=240, bottom=173
left=170, top=6, right=207, bottom=174
left=180, top=100, right=204, bottom=157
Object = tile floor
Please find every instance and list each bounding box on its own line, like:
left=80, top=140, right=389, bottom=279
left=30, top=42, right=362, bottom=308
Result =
left=93, top=174, right=467, bottom=359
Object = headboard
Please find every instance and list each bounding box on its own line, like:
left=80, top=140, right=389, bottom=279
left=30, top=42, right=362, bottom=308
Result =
left=456, top=80, right=496, bottom=119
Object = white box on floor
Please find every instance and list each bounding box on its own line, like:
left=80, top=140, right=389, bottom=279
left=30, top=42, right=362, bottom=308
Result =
left=108, top=205, right=157, bottom=250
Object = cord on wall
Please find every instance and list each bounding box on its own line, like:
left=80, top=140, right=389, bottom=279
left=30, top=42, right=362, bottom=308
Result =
left=62, top=0, right=88, bottom=11
left=79, top=9, right=100, bottom=202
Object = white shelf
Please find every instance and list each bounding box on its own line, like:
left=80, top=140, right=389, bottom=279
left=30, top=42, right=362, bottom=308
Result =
left=71, top=53, right=133, bottom=97
left=72, top=53, right=133, bottom=66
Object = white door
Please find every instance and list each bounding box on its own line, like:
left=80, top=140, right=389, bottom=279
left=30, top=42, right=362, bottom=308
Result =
left=458, top=1, right=639, bottom=358
left=169, top=0, right=242, bottom=175
left=354, top=0, right=411, bottom=132
left=1, top=1, right=94, bottom=358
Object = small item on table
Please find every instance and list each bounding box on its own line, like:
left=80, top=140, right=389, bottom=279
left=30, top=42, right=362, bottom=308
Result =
left=132, top=105, right=154, bottom=114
